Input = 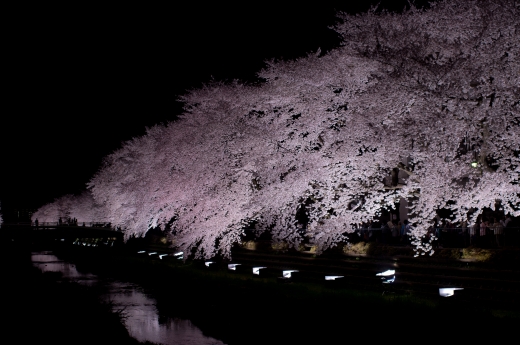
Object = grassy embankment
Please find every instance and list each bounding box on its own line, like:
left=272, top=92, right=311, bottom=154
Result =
left=54, top=241, right=520, bottom=344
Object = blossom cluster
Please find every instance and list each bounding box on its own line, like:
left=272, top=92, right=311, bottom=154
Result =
left=33, top=1, right=519, bottom=258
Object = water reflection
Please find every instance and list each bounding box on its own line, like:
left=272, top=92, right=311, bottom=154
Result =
left=31, top=252, right=226, bottom=345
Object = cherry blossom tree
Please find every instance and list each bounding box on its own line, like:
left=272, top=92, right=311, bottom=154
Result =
left=32, top=192, right=107, bottom=224
left=40, top=0, right=519, bottom=258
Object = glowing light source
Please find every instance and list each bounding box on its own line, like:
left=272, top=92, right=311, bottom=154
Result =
left=376, top=270, right=395, bottom=276
left=205, top=261, right=214, bottom=267
left=173, top=252, right=184, bottom=259
left=159, top=254, right=168, bottom=259
left=439, top=287, right=464, bottom=297
left=325, top=275, right=344, bottom=280
left=383, top=276, right=395, bottom=284
left=471, top=161, right=478, bottom=168
left=148, top=252, right=158, bottom=256
left=376, top=270, right=395, bottom=283
left=253, top=267, right=266, bottom=275
left=282, top=270, right=298, bottom=278
left=137, top=250, right=146, bottom=254
left=228, top=264, right=241, bottom=270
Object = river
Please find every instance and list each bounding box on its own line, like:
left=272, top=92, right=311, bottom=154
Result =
left=31, top=251, right=226, bottom=345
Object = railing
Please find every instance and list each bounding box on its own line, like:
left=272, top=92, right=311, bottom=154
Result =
left=433, top=226, right=520, bottom=248
left=348, top=226, right=520, bottom=248
left=32, top=222, right=112, bottom=228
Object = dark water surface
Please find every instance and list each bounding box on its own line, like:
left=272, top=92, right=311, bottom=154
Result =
left=31, top=251, right=226, bottom=345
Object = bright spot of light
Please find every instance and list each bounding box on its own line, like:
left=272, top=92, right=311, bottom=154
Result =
left=228, top=264, right=241, bottom=270
left=138, top=251, right=146, bottom=254
left=439, top=288, right=464, bottom=297
left=383, top=276, right=395, bottom=284
left=148, top=252, right=158, bottom=256
left=159, top=254, right=168, bottom=259
left=325, top=275, right=344, bottom=280
left=173, top=252, right=184, bottom=259
left=283, top=270, right=298, bottom=278
left=253, top=267, right=266, bottom=275
left=376, top=270, right=395, bottom=276
left=205, top=261, right=214, bottom=267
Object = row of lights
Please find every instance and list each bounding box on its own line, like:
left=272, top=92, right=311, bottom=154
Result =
left=138, top=251, right=463, bottom=297
left=137, top=250, right=184, bottom=260
left=73, top=238, right=116, bottom=247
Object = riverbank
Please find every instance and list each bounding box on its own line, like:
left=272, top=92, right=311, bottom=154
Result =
left=52, top=244, right=520, bottom=344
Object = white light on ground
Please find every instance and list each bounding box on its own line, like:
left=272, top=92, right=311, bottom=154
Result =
left=148, top=252, right=157, bottom=256
left=159, top=254, right=168, bottom=259
left=173, top=252, right=184, bottom=259
left=205, top=261, right=214, bottom=267
left=138, top=251, right=146, bottom=254
left=282, top=270, right=298, bottom=278
left=325, top=276, right=344, bottom=280
left=376, top=270, right=395, bottom=276
left=439, top=288, right=464, bottom=297
left=253, top=267, right=266, bottom=275
left=228, top=264, right=241, bottom=270
left=383, top=276, right=395, bottom=284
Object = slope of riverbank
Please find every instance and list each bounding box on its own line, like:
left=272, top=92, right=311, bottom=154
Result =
left=52, top=243, right=520, bottom=344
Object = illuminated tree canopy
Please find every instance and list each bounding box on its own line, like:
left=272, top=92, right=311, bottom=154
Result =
left=32, top=192, right=108, bottom=224
left=34, top=0, right=519, bottom=258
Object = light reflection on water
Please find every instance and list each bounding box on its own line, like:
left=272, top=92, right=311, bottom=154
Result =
left=31, top=252, right=226, bottom=345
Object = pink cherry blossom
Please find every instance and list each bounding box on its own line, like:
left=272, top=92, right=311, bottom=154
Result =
left=34, top=0, right=519, bottom=258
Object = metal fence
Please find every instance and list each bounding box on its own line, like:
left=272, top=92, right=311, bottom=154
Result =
left=32, top=222, right=112, bottom=228
left=349, top=226, right=520, bottom=248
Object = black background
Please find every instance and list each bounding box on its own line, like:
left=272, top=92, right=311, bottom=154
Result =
left=1, top=1, right=433, bottom=221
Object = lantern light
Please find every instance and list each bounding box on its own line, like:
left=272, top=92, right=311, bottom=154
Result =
left=376, top=270, right=395, bottom=276
left=282, top=270, right=298, bottom=278
left=439, top=287, right=464, bottom=297
left=253, top=267, right=266, bottom=275
left=325, top=276, right=344, bottom=280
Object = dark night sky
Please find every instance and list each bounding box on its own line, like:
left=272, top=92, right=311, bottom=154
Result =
left=1, top=1, right=433, bottom=221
